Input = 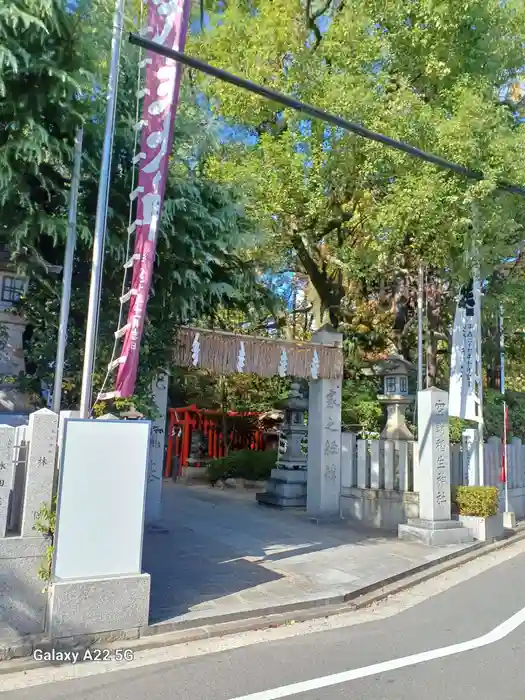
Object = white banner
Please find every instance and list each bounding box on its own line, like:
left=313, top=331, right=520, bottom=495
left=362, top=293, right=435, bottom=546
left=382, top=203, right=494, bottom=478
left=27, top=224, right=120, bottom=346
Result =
left=449, top=278, right=481, bottom=422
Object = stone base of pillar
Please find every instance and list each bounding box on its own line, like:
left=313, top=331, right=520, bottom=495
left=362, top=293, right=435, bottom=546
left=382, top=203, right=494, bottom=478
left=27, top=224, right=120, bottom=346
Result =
left=256, top=469, right=307, bottom=508
left=398, top=518, right=473, bottom=546
left=503, top=511, right=517, bottom=529
left=144, top=522, right=170, bottom=534
left=47, top=573, right=151, bottom=639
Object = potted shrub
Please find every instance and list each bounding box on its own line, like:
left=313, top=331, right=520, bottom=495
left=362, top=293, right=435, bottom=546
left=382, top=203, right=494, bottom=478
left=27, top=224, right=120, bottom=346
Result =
left=452, top=486, right=503, bottom=542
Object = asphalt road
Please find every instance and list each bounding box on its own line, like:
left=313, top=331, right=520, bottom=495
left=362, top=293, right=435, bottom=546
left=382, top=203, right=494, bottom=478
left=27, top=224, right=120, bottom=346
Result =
left=3, top=547, right=525, bottom=700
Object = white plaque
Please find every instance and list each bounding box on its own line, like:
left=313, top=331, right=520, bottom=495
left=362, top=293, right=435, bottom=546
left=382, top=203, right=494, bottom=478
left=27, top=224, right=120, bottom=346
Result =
left=53, top=419, right=150, bottom=580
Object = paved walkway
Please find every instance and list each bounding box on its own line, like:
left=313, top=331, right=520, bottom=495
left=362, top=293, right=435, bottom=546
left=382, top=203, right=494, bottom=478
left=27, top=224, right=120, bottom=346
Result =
left=142, top=483, right=475, bottom=629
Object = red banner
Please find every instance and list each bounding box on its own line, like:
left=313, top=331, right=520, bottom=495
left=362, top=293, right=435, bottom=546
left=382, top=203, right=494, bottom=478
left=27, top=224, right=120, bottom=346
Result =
left=115, top=0, right=192, bottom=398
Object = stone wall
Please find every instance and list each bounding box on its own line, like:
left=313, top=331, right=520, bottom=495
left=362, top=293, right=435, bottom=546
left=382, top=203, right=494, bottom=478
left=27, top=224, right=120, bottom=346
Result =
left=0, top=410, right=58, bottom=640
left=340, top=487, right=419, bottom=531
left=339, top=432, right=419, bottom=529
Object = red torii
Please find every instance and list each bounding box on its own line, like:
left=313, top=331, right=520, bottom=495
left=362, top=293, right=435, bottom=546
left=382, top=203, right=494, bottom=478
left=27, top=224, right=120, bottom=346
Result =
left=164, top=405, right=264, bottom=478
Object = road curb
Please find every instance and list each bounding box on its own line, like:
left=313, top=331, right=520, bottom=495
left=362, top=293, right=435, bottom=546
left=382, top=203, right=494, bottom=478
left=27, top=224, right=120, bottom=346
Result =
left=2, top=525, right=525, bottom=674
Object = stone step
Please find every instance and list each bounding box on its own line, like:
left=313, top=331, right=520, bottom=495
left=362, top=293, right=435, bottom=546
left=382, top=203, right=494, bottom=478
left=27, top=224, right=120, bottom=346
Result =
left=256, top=492, right=306, bottom=508
left=263, top=478, right=306, bottom=499
left=270, top=468, right=307, bottom=483
left=398, top=521, right=473, bottom=546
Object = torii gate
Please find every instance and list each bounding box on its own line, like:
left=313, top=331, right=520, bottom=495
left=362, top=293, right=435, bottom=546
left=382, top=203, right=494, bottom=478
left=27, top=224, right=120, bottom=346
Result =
left=162, top=323, right=344, bottom=519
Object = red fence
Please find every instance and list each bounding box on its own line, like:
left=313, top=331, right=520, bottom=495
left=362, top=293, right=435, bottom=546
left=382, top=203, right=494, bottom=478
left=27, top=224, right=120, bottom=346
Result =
left=164, top=405, right=266, bottom=478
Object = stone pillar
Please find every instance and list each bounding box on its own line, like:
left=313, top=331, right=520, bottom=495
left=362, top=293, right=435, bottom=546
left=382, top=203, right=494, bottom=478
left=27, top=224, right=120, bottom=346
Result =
left=306, top=326, right=343, bottom=519
left=21, top=408, right=58, bottom=538
left=398, top=388, right=472, bottom=545
left=145, top=373, right=168, bottom=527
left=0, top=424, right=15, bottom=536
left=462, top=428, right=479, bottom=485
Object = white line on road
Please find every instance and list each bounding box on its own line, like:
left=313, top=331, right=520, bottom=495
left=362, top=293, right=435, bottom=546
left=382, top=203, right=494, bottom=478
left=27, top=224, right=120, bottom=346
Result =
left=229, top=604, right=525, bottom=700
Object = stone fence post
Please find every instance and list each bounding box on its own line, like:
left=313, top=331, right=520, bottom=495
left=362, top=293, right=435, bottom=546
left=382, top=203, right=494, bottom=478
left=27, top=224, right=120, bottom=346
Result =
left=145, top=373, right=169, bottom=527
left=0, top=409, right=58, bottom=637
left=340, top=432, right=356, bottom=489
left=0, top=424, right=15, bottom=536
left=21, top=408, right=58, bottom=538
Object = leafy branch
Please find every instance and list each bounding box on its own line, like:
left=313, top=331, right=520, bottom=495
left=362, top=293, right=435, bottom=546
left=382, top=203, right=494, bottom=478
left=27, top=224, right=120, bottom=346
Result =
left=33, top=498, right=56, bottom=589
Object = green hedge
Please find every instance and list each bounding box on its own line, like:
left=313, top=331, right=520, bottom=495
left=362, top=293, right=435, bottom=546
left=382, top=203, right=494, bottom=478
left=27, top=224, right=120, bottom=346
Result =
left=207, top=449, right=277, bottom=484
left=452, top=486, right=499, bottom=518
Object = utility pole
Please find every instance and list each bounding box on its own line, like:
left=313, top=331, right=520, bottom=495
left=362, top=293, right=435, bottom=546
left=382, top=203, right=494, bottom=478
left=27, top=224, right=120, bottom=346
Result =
left=79, top=0, right=126, bottom=418
left=52, top=128, right=84, bottom=414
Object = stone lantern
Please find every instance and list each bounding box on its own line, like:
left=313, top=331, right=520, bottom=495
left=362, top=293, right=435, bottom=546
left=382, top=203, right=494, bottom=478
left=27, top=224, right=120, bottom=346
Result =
left=276, top=381, right=308, bottom=471
left=257, top=381, right=309, bottom=507
left=371, top=355, right=415, bottom=441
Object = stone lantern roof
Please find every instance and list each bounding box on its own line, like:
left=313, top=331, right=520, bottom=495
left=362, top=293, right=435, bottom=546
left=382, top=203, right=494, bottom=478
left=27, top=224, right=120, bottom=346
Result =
left=368, top=354, right=416, bottom=377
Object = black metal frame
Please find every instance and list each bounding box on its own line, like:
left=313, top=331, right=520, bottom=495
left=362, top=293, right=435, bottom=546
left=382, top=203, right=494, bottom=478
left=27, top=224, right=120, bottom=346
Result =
left=1, top=276, right=24, bottom=304
left=129, top=33, right=525, bottom=198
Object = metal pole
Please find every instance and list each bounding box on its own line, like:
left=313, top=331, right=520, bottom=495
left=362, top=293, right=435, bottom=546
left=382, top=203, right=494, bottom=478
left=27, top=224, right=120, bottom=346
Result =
left=475, top=274, right=485, bottom=485
left=503, top=399, right=509, bottom=512
left=500, top=308, right=510, bottom=512
left=52, top=128, right=83, bottom=414
left=79, top=0, right=126, bottom=418
left=417, top=264, right=424, bottom=393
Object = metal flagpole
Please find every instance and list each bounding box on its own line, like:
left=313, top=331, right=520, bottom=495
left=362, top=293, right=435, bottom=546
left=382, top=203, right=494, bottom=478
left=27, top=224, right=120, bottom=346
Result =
left=475, top=274, right=484, bottom=485
left=79, top=0, right=126, bottom=418
left=503, top=400, right=509, bottom=511
left=417, top=264, right=424, bottom=393
left=469, top=202, right=485, bottom=487
left=52, top=128, right=84, bottom=414
left=500, top=307, right=511, bottom=515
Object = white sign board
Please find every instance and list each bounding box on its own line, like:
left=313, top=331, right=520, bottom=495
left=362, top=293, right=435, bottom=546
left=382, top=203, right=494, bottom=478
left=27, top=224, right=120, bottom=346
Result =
left=53, top=419, right=150, bottom=580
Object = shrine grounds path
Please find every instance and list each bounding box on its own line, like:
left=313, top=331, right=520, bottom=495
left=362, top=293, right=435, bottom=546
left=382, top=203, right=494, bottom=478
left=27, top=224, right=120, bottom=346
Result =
left=141, top=482, right=476, bottom=629
left=4, top=533, right=525, bottom=699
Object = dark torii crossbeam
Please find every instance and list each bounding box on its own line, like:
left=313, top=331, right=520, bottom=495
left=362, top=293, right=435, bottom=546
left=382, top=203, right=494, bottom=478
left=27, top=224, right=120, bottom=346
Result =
left=129, top=32, right=525, bottom=198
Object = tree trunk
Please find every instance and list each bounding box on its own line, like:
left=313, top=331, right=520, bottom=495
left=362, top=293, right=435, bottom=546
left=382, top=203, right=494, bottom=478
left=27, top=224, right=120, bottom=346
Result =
left=293, top=235, right=345, bottom=328
left=485, top=322, right=501, bottom=391
left=219, top=376, right=231, bottom=457
left=426, top=276, right=442, bottom=387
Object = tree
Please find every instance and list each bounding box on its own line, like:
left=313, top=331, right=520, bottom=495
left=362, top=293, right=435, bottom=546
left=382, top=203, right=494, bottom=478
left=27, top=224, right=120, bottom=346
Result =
left=3, top=0, right=281, bottom=412
left=0, top=0, right=97, bottom=260
left=190, top=0, right=525, bottom=384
